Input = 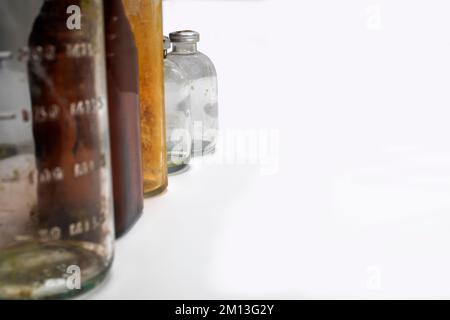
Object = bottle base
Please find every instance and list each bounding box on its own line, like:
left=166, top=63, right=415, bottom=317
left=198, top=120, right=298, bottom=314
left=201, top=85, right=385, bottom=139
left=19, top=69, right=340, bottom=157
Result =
left=115, top=208, right=144, bottom=239
left=168, top=163, right=190, bottom=175
left=143, top=180, right=168, bottom=198
left=0, top=241, right=113, bottom=300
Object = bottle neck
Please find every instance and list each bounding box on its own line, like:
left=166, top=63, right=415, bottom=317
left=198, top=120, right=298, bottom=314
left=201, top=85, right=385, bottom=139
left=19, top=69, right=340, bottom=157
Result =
left=172, top=42, right=198, bottom=54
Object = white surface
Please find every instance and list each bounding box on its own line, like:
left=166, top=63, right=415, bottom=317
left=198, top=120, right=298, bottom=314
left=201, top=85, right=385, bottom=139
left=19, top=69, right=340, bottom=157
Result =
left=90, top=0, right=450, bottom=299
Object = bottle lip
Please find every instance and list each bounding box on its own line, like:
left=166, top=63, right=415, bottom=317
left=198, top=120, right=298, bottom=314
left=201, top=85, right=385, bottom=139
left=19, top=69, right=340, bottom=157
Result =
left=169, top=30, right=200, bottom=43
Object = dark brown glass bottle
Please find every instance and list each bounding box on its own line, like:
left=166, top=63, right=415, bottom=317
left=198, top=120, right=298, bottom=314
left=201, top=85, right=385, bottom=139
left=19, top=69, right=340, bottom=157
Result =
left=104, top=0, right=144, bottom=237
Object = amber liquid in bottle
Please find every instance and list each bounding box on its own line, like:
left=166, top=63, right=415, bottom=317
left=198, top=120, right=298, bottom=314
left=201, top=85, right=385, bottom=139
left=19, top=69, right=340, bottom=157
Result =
left=28, top=0, right=108, bottom=243
left=123, top=0, right=168, bottom=197
left=104, top=0, right=144, bottom=237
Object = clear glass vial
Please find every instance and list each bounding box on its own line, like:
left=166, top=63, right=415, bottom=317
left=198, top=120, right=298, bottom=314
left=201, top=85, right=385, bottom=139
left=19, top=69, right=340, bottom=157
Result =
left=0, top=0, right=114, bottom=299
left=168, top=30, right=218, bottom=157
left=164, top=36, right=191, bottom=174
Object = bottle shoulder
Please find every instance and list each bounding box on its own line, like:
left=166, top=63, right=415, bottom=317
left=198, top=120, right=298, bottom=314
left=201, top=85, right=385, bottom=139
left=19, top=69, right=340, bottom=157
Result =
left=167, top=51, right=217, bottom=79
left=196, top=51, right=217, bottom=74
left=164, top=59, right=188, bottom=80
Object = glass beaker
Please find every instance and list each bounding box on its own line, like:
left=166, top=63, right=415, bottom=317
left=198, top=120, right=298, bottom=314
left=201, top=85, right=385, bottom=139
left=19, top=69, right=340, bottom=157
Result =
left=0, top=0, right=114, bottom=299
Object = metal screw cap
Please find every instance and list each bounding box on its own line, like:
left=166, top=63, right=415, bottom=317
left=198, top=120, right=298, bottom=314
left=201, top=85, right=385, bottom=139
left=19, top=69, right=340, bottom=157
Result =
left=169, top=30, right=200, bottom=43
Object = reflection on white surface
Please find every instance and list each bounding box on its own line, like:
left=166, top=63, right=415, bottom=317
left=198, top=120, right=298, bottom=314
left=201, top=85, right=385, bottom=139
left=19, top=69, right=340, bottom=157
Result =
left=90, top=0, right=450, bottom=299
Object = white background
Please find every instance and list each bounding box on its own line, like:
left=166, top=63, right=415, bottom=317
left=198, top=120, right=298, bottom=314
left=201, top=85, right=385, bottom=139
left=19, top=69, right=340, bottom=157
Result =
left=91, top=0, right=450, bottom=299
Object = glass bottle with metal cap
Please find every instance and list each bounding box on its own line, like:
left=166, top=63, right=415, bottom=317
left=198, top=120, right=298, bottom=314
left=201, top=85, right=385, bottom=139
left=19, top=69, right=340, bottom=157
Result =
left=167, top=30, right=218, bottom=157
left=164, top=36, right=191, bottom=174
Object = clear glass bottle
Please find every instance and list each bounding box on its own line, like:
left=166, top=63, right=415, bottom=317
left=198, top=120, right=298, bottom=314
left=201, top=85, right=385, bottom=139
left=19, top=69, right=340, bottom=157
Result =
left=0, top=0, right=114, bottom=299
left=123, top=0, right=168, bottom=197
left=104, top=0, right=144, bottom=237
left=164, top=36, right=191, bottom=174
left=168, top=30, right=218, bottom=157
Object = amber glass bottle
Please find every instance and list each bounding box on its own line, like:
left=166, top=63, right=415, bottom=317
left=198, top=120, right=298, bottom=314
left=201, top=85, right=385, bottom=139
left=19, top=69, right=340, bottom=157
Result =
left=123, top=0, right=168, bottom=197
left=104, top=0, right=144, bottom=237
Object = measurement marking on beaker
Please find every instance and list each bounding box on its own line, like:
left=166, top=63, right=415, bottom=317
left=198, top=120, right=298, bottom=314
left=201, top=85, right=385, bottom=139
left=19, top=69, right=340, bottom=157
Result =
left=15, top=235, right=33, bottom=242
left=0, top=51, right=12, bottom=60
left=0, top=113, right=16, bottom=121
